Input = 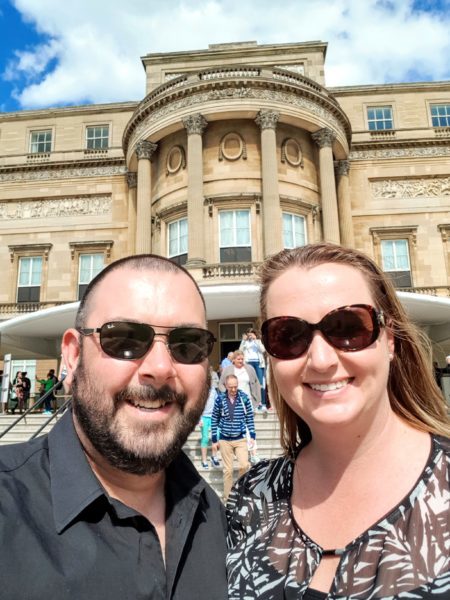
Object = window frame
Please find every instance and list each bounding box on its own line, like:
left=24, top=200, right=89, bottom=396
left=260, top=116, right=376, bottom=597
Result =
left=8, top=244, right=52, bottom=304
left=77, top=253, right=106, bottom=300
left=430, top=104, right=450, bottom=128
left=29, top=129, right=53, bottom=154
left=366, top=105, right=394, bottom=131
left=282, top=211, right=307, bottom=249
left=69, top=241, right=113, bottom=300
left=219, top=209, right=252, bottom=263
left=17, top=256, right=43, bottom=303
left=167, top=217, right=188, bottom=266
left=85, top=124, right=110, bottom=150
left=370, top=227, right=417, bottom=288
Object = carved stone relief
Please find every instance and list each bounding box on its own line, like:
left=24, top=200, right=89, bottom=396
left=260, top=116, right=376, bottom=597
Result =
left=255, top=110, right=279, bottom=130
left=183, top=113, right=208, bottom=135
left=166, top=145, right=186, bottom=174
left=371, top=177, right=450, bottom=199
left=281, top=138, right=303, bottom=167
left=129, top=88, right=345, bottom=152
left=219, top=132, right=246, bottom=161
left=350, top=146, right=450, bottom=160
left=0, top=195, right=112, bottom=220
left=0, top=165, right=126, bottom=182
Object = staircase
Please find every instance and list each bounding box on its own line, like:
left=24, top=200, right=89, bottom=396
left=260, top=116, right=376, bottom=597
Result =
left=0, top=410, right=283, bottom=499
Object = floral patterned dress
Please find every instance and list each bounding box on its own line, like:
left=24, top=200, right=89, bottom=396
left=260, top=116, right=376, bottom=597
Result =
left=227, top=435, right=450, bottom=599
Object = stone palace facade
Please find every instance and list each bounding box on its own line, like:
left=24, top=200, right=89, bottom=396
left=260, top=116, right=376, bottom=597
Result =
left=0, top=40, right=449, bottom=376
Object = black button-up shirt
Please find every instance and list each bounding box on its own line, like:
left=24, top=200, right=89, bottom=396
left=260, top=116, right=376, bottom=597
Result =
left=0, top=411, right=227, bottom=599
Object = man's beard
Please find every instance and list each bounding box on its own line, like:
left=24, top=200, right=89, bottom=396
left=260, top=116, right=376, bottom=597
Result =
left=71, top=355, right=210, bottom=476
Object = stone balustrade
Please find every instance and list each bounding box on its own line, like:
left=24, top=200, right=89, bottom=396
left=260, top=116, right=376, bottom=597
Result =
left=202, top=262, right=262, bottom=279
left=0, top=301, right=70, bottom=318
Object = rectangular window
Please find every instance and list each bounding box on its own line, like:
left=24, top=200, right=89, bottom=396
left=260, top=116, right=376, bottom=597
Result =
left=430, top=104, right=450, bottom=127
left=86, top=125, right=109, bottom=149
left=30, top=130, right=52, bottom=153
left=219, top=209, right=251, bottom=263
left=168, top=218, right=188, bottom=266
left=367, top=106, right=393, bottom=131
left=381, top=239, right=412, bottom=287
left=78, top=253, right=104, bottom=300
left=283, top=213, right=306, bottom=249
left=17, top=257, right=42, bottom=302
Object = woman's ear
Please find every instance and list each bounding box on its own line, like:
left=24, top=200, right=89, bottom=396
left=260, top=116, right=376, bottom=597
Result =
left=61, top=328, right=81, bottom=388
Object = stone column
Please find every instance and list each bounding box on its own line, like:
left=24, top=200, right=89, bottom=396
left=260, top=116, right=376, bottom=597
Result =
left=255, top=110, right=282, bottom=258
left=183, top=113, right=208, bottom=267
left=135, top=140, right=157, bottom=254
left=311, top=128, right=340, bottom=244
left=336, top=160, right=354, bottom=247
left=126, top=171, right=137, bottom=254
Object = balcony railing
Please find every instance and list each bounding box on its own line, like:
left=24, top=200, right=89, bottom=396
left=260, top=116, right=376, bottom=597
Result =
left=399, top=286, right=450, bottom=297
left=0, top=301, right=70, bottom=318
left=202, top=262, right=262, bottom=279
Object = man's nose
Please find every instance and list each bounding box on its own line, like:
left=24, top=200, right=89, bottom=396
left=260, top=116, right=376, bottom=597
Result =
left=137, top=333, right=177, bottom=383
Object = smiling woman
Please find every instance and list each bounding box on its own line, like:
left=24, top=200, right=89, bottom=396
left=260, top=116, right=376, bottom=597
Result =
left=226, top=242, right=450, bottom=600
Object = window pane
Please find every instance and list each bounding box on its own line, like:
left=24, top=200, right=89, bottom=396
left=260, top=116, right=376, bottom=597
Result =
left=367, top=106, right=393, bottom=131
left=30, top=257, right=42, bottom=285
left=79, top=254, right=104, bottom=284
left=235, top=210, right=250, bottom=245
left=381, top=239, right=410, bottom=271
left=168, top=218, right=188, bottom=257
left=430, top=104, right=450, bottom=127
left=30, top=130, right=52, bottom=153
left=219, top=211, right=234, bottom=247
left=219, top=323, right=237, bottom=340
left=220, top=210, right=250, bottom=248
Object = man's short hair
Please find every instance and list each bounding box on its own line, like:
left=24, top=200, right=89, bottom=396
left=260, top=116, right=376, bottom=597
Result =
left=225, top=374, right=238, bottom=385
left=75, top=254, right=205, bottom=329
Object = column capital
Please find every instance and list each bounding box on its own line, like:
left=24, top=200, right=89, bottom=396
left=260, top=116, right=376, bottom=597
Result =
left=183, top=113, right=208, bottom=135
left=255, top=110, right=279, bottom=130
left=336, top=159, right=350, bottom=177
left=126, top=171, right=137, bottom=188
left=312, top=128, right=336, bottom=148
left=136, top=140, right=158, bottom=160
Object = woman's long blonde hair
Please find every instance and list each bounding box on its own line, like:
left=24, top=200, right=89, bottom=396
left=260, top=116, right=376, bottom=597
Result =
left=260, top=243, right=450, bottom=455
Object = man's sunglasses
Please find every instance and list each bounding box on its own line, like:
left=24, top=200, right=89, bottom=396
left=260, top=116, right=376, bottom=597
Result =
left=261, top=304, right=385, bottom=360
left=77, top=321, right=216, bottom=364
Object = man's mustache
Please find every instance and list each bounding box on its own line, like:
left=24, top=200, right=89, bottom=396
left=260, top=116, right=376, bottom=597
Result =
left=114, top=384, right=187, bottom=406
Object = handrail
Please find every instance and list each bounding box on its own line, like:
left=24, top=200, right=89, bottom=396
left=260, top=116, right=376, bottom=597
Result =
left=0, top=375, right=66, bottom=440
left=29, top=397, right=71, bottom=440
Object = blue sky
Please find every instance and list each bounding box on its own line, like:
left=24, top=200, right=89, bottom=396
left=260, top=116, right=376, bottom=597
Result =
left=1, top=0, right=450, bottom=113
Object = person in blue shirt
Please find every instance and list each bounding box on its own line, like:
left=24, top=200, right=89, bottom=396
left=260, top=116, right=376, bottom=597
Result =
left=211, top=374, right=255, bottom=500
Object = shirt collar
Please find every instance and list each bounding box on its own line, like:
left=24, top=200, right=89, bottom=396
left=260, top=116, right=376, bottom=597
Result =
left=48, top=409, right=208, bottom=534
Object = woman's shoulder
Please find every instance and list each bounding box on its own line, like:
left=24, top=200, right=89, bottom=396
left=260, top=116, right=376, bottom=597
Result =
left=434, top=434, right=450, bottom=457
left=228, top=455, right=293, bottom=506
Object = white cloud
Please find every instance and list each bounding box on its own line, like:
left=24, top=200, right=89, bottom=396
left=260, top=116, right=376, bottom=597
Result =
left=6, top=0, right=450, bottom=109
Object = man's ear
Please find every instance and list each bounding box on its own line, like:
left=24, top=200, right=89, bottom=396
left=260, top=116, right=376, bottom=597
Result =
left=61, top=328, right=81, bottom=388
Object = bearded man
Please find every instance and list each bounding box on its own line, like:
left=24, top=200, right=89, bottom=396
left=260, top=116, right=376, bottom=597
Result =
left=0, top=255, right=227, bottom=599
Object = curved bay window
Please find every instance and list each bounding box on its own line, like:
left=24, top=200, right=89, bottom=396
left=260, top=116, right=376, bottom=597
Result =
left=219, top=209, right=251, bottom=263
left=168, top=217, right=188, bottom=266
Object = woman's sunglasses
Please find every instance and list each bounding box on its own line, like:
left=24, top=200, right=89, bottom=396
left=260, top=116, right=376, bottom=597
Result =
left=77, top=321, right=216, bottom=364
left=261, top=304, right=385, bottom=360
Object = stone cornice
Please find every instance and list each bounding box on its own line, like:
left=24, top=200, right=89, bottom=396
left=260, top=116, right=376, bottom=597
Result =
left=141, top=41, right=328, bottom=66
left=0, top=101, right=137, bottom=123
left=123, top=66, right=352, bottom=155
left=330, top=80, right=450, bottom=97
